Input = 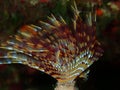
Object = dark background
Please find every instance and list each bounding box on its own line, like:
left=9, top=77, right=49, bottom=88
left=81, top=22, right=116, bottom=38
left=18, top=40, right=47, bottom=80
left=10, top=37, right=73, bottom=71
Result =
left=0, top=0, right=120, bottom=90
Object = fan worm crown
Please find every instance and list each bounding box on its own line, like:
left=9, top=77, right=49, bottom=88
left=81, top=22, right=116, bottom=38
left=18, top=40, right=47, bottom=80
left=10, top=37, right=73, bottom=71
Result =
left=0, top=1, right=103, bottom=84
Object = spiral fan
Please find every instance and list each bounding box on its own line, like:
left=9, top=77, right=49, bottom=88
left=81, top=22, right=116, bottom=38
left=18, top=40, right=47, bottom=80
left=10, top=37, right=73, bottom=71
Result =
left=0, top=1, right=103, bottom=89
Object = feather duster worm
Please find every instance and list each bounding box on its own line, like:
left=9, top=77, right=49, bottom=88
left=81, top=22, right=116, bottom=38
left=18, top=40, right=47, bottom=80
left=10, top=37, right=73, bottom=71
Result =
left=0, top=1, right=103, bottom=90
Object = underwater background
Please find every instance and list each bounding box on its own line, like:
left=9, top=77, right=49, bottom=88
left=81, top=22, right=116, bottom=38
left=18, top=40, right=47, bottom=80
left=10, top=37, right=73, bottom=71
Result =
left=0, top=0, right=120, bottom=90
